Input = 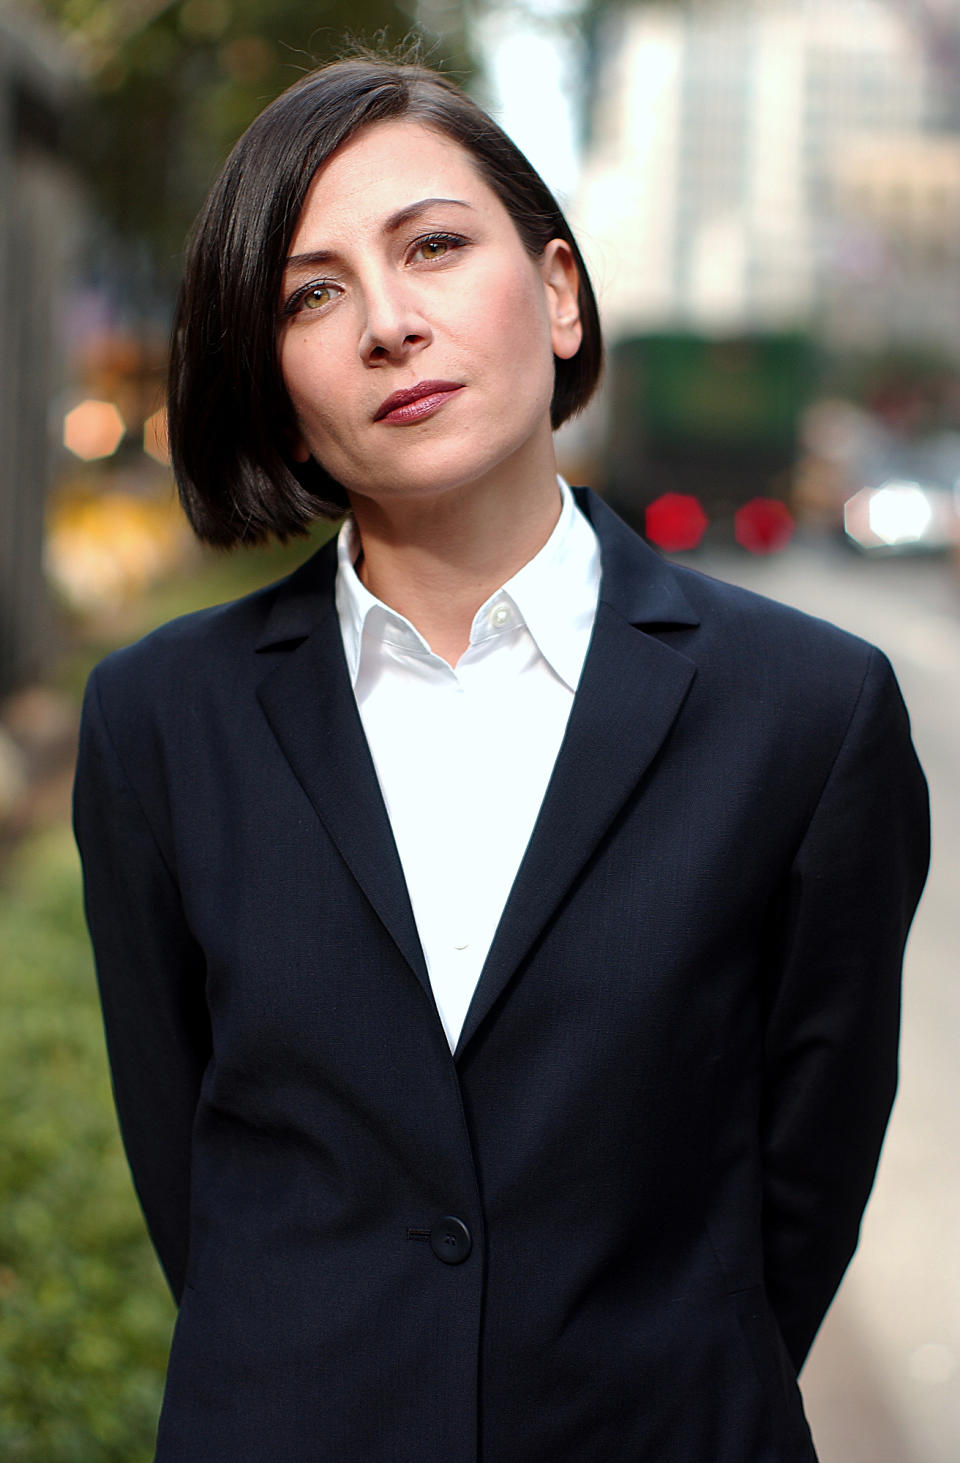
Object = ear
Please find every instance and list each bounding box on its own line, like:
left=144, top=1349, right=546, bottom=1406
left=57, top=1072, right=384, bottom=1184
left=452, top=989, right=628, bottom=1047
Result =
left=540, top=239, right=583, bottom=361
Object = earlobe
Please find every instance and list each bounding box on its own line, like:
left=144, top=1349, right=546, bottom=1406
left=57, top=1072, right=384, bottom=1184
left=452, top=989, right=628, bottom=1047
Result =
left=542, top=239, right=583, bottom=362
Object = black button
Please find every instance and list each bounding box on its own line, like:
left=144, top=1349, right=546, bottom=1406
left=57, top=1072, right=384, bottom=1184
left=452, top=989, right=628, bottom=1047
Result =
left=429, top=1215, right=472, bottom=1265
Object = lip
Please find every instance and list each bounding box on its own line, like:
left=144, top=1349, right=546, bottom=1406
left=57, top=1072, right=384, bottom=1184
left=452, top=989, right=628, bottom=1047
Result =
left=374, top=380, right=464, bottom=424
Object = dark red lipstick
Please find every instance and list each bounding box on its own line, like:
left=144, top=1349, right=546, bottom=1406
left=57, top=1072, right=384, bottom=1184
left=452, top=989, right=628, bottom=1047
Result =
left=374, top=380, right=463, bottom=424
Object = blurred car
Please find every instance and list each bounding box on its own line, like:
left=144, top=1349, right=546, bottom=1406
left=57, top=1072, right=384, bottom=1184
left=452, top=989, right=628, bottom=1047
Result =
left=843, top=478, right=960, bottom=555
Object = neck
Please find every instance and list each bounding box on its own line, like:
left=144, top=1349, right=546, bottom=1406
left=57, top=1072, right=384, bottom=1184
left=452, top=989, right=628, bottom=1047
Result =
left=347, top=453, right=564, bottom=667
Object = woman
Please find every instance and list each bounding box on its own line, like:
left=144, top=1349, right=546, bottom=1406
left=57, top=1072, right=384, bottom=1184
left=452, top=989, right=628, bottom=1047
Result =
left=74, top=53, right=929, bottom=1463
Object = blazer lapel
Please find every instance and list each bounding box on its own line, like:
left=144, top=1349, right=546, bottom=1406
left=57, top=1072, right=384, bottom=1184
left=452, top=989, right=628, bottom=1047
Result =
left=454, top=491, right=700, bottom=1056
left=254, top=542, right=430, bottom=995
left=252, top=495, right=700, bottom=1050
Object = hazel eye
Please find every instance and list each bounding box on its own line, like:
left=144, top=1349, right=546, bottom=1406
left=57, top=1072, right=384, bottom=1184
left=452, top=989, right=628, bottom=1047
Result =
left=410, top=233, right=464, bottom=264
left=303, top=285, right=335, bottom=310
left=417, top=238, right=449, bottom=261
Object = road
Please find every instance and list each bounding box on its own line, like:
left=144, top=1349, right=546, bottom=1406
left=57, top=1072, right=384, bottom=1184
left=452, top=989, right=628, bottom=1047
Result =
left=689, top=536, right=960, bottom=1463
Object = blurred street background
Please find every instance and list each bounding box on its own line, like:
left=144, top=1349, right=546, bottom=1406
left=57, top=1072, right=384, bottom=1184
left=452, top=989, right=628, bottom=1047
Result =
left=1, top=0, right=958, bottom=1458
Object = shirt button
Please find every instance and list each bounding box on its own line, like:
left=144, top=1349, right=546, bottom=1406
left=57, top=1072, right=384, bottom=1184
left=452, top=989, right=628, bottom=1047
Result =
left=490, top=603, right=511, bottom=629
left=429, top=1216, right=472, bottom=1265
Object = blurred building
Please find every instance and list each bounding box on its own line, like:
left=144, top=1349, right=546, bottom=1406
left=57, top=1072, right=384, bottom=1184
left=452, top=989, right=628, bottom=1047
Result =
left=828, top=133, right=960, bottom=350
left=0, top=12, right=75, bottom=696
left=575, top=0, right=960, bottom=352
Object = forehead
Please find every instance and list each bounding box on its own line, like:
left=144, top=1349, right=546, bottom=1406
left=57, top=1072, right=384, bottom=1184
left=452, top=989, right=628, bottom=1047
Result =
left=288, top=118, right=501, bottom=247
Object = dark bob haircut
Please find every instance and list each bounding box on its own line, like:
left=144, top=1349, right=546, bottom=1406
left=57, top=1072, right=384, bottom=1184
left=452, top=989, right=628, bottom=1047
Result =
left=168, top=52, right=604, bottom=547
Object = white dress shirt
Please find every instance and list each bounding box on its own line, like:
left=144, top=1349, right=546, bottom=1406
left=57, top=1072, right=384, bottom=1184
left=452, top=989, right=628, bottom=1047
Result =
left=335, top=479, right=602, bottom=1050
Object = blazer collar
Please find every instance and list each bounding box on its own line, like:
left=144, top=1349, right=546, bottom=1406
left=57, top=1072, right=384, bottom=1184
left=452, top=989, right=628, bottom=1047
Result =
left=254, top=488, right=700, bottom=651
left=254, top=531, right=341, bottom=651
left=574, top=487, right=700, bottom=629
left=254, top=490, right=701, bottom=1055
left=454, top=491, right=700, bottom=1054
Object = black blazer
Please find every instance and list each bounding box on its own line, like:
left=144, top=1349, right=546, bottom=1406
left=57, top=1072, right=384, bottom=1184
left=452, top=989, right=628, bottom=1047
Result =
left=74, top=489, right=929, bottom=1463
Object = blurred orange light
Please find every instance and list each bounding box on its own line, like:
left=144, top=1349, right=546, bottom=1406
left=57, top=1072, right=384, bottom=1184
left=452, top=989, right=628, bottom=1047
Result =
left=63, top=399, right=125, bottom=460
left=645, top=493, right=709, bottom=551
left=734, top=498, right=794, bottom=555
left=143, top=406, right=171, bottom=466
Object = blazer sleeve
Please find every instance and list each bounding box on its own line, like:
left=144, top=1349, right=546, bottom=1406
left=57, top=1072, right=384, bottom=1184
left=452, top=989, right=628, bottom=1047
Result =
left=760, top=645, right=929, bottom=1372
left=73, top=665, right=211, bottom=1303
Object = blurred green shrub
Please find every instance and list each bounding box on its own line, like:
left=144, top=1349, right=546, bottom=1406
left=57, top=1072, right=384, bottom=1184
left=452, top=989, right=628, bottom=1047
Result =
left=0, top=827, right=173, bottom=1461
left=0, top=510, right=340, bottom=1456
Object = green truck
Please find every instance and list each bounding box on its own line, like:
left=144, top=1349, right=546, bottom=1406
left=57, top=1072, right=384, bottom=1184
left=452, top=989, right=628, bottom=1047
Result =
left=603, top=332, right=819, bottom=535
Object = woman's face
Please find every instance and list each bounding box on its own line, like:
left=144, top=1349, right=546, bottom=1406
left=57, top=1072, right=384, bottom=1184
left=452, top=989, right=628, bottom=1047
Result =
left=278, top=118, right=582, bottom=510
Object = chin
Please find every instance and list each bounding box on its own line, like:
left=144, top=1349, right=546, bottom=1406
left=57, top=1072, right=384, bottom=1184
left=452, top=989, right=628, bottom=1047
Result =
left=343, top=452, right=517, bottom=508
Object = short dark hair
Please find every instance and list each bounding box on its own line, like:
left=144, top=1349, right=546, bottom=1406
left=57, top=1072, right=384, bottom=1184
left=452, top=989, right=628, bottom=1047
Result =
left=168, top=52, right=604, bottom=547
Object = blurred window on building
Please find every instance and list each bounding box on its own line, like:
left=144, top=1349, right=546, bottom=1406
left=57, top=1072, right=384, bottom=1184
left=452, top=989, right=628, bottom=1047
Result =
left=575, top=0, right=937, bottom=341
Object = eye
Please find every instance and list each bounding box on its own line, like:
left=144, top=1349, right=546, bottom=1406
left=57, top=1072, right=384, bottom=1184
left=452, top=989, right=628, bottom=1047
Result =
left=301, top=284, right=336, bottom=311
left=282, top=281, right=339, bottom=318
left=409, top=232, right=465, bottom=264
left=416, top=238, right=449, bottom=261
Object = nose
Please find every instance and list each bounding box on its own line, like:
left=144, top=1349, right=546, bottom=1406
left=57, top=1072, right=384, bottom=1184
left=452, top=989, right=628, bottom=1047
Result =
left=357, top=274, right=432, bottom=365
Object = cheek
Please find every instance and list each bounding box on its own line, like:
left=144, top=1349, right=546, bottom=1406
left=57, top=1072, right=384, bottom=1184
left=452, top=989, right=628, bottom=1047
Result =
left=488, top=265, right=551, bottom=344
left=280, top=342, right=342, bottom=438
left=445, top=244, right=548, bottom=334
left=500, top=272, right=557, bottom=406
left=455, top=264, right=554, bottom=406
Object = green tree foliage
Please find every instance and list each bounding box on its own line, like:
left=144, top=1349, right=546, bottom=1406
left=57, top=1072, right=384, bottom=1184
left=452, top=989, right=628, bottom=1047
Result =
left=27, top=0, right=474, bottom=290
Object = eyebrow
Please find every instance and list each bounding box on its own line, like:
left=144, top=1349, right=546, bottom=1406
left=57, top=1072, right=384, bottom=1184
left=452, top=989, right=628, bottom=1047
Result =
left=284, top=197, right=475, bottom=270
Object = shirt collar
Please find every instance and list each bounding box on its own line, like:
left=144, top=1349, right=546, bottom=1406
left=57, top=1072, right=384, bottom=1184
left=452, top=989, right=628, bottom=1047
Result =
left=335, top=476, right=601, bottom=691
